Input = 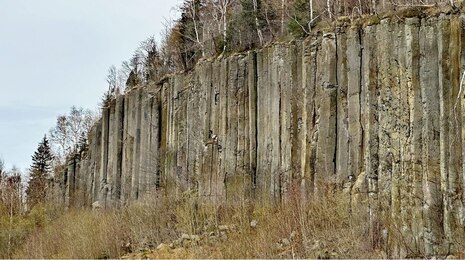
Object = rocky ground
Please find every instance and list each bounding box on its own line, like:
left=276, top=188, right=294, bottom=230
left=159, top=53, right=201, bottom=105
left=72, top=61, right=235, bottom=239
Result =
left=121, top=221, right=373, bottom=259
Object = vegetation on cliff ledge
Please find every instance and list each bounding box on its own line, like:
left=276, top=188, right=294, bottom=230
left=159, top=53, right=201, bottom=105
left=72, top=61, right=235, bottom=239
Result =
left=103, top=0, right=465, bottom=100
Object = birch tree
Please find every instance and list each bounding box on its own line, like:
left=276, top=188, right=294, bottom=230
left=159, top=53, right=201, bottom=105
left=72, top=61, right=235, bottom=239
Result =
left=252, top=0, right=264, bottom=45
left=209, top=0, right=233, bottom=53
left=185, top=0, right=205, bottom=57
left=49, top=107, right=97, bottom=162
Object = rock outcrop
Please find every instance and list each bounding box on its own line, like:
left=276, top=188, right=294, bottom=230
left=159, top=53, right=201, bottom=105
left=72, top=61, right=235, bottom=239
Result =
left=60, top=13, right=465, bottom=257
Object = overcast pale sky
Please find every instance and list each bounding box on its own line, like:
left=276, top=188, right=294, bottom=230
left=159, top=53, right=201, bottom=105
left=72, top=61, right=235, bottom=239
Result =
left=0, top=0, right=181, bottom=171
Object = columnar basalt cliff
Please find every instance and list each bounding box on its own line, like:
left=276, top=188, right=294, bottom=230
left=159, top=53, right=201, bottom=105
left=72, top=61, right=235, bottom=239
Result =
left=61, top=13, right=465, bottom=256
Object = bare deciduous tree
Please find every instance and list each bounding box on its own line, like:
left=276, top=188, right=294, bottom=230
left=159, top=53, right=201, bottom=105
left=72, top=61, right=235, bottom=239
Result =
left=208, top=0, right=234, bottom=53
left=0, top=166, right=23, bottom=258
left=252, top=0, right=264, bottom=45
left=49, top=106, right=97, bottom=162
left=106, top=65, right=126, bottom=95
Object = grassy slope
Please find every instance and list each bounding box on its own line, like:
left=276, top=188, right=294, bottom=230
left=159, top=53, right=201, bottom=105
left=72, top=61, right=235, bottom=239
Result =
left=12, top=190, right=387, bottom=259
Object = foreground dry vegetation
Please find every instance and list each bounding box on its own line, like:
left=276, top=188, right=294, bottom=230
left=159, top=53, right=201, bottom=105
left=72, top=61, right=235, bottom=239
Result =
left=10, top=191, right=358, bottom=258
left=4, top=190, right=408, bottom=258
left=0, top=191, right=375, bottom=258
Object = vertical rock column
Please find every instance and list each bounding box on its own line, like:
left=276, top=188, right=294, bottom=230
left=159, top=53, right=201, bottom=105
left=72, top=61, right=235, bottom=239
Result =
left=346, top=27, right=363, bottom=197
left=162, top=78, right=177, bottom=194
left=159, top=81, right=171, bottom=193
left=290, top=41, right=305, bottom=197
left=269, top=46, right=282, bottom=201
left=85, top=124, right=96, bottom=206
left=393, top=17, right=423, bottom=255
left=439, top=14, right=463, bottom=254
left=404, top=17, right=424, bottom=254
left=98, top=106, right=110, bottom=208
left=302, top=36, right=319, bottom=197
left=256, top=48, right=269, bottom=201
left=446, top=16, right=464, bottom=254
left=186, top=74, right=199, bottom=195
left=237, top=54, right=253, bottom=200
left=106, top=100, right=116, bottom=207
left=438, top=15, right=452, bottom=251
left=336, top=28, right=350, bottom=188
left=361, top=24, right=380, bottom=249
left=216, top=58, right=229, bottom=200
left=247, top=51, right=258, bottom=198
left=460, top=14, right=465, bottom=229
left=419, top=17, right=443, bottom=256
left=210, top=59, right=226, bottom=200
left=148, top=85, right=161, bottom=197
left=224, top=54, right=252, bottom=201
left=91, top=120, right=102, bottom=205
left=389, top=22, right=403, bottom=250
left=314, top=33, right=337, bottom=188
left=377, top=19, right=394, bottom=230
left=390, top=20, right=411, bottom=257
left=198, top=61, right=214, bottom=199
left=139, top=88, right=157, bottom=198
left=278, top=44, right=292, bottom=200
left=256, top=45, right=287, bottom=201
left=131, top=88, right=143, bottom=200
left=175, top=74, right=189, bottom=192
left=110, top=95, right=124, bottom=205
left=121, top=90, right=135, bottom=204
left=224, top=56, right=240, bottom=200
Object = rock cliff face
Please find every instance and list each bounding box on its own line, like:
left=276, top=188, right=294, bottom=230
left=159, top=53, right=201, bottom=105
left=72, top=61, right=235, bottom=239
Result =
left=62, top=14, right=465, bottom=256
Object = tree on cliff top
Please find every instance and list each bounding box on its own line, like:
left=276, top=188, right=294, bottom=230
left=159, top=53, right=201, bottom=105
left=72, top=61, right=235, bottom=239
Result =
left=49, top=106, right=97, bottom=163
left=26, top=135, right=53, bottom=210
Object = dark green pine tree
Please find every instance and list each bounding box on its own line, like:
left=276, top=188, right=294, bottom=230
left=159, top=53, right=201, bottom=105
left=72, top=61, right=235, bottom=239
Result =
left=26, top=135, right=53, bottom=210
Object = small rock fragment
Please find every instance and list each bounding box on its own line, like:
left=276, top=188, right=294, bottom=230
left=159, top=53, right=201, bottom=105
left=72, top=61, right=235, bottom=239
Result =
left=281, top=238, right=290, bottom=246
left=190, top=235, right=200, bottom=241
left=290, top=231, right=297, bottom=240
left=92, top=201, right=102, bottom=209
left=218, top=225, right=229, bottom=231
left=250, top=220, right=258, bottom=228
left=156, top=243, right=166, bottom=250
left=181, top=234, right=200, bottom=242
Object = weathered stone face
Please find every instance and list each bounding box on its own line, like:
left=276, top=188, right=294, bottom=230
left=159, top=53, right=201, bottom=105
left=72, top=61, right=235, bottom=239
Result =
left=63, top=14, right=465, bottom=257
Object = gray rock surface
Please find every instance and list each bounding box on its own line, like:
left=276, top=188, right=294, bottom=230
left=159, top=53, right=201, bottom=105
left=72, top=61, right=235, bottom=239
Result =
left=58, top=14, right=465, bottom=257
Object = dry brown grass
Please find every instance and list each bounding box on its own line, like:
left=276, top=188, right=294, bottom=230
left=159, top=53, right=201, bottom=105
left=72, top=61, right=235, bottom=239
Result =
left=15, top=195, right=180, bottom=259
left=14, top=189, right=386, bottom=259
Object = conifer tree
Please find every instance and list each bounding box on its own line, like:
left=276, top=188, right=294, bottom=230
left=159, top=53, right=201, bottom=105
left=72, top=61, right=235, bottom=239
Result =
left=26, top=135, right=53, bottom=209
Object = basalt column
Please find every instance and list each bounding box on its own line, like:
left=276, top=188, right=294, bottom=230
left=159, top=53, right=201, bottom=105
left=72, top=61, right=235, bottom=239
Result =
left=60, top=13, right=465, bottom=257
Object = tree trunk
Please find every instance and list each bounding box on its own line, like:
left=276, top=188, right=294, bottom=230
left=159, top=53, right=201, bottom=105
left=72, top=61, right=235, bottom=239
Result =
left=281, top=0, right=285, bottom=35
left=222, top=1, right=228, bottom=53
left=190, top=0, right=205, bottom=57
left=309, top=0, right=313, bottom=32
left=252, top=0, right=264, bottom=45
left=327, top=0, right=332, bottom=19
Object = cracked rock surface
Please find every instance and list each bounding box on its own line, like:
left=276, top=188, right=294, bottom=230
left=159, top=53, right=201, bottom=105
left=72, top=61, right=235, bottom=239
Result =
left=57, top=13, right=465, bottom=257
